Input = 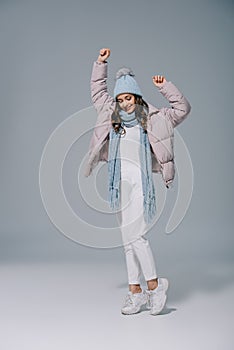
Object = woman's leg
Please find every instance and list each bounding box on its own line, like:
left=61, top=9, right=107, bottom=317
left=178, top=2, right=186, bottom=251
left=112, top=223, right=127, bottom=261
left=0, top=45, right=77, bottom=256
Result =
left=119, top=165, right=158, bottom=292
left=119, top=166, right=148, bottom=246
left=123, top=243, right=142, bottom=292
left=119, top=171, right=145, bottom=293
left=131, top=236, right=158, bottom=284
left=123, top=236, right=158, bottom=292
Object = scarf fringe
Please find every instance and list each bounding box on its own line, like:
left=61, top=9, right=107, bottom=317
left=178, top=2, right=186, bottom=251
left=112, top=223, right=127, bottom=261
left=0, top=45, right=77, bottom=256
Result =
left=108, top=187, right=120, bottom=210
left=144, top=195, right=157, bottom=224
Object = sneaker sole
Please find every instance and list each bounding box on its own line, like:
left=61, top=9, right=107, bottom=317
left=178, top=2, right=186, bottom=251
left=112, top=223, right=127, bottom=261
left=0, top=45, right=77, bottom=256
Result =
left=121, top=309, right=141, bottom=315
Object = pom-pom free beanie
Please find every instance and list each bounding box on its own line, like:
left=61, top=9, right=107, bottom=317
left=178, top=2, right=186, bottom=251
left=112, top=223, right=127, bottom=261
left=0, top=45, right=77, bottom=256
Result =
left=113, top=67, right=142, bottom=99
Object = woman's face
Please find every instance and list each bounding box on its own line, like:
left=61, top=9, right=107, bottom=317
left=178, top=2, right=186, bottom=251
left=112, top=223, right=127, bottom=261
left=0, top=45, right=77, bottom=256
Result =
left=116, top=93, right=136, bottom=114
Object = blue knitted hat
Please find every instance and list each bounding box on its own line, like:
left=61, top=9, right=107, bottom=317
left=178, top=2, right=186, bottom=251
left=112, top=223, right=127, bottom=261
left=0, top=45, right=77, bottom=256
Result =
left=113, top=67, right=142, bottom=99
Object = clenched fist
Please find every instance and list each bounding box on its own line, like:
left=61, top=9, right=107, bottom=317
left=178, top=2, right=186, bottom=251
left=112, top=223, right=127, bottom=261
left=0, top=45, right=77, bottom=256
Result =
left=152, top=75, right=167, bottom=87
left=97, top=48, right=111, bottom=63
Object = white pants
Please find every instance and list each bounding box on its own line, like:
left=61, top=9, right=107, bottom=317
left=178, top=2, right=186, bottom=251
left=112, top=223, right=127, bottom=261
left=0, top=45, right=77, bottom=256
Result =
left=118, top=161, right=157, bottom=285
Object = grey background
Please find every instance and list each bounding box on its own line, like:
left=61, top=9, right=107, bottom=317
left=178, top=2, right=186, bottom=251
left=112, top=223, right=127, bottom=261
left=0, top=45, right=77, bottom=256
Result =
left=0, top=0, right=234, bottom=349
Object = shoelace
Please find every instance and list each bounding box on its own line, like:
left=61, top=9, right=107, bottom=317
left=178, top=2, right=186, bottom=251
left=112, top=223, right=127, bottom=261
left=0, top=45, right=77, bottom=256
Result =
left=124, top=292, right=145, bottom=307
left=124, top=294, right=134, bottom=306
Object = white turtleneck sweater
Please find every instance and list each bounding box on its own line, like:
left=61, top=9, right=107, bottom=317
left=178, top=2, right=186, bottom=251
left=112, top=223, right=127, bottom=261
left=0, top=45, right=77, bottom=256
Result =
left=119, top=124, right=141, bottom=170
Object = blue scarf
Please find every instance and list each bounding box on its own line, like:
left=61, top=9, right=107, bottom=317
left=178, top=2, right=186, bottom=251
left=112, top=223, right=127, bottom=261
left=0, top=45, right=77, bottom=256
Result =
left=108, top=110, right=156, bottom=224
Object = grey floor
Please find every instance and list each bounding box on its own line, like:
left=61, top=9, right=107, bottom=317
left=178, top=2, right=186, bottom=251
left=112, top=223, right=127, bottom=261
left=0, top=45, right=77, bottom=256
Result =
left=1, top=258, right=233, bottom=350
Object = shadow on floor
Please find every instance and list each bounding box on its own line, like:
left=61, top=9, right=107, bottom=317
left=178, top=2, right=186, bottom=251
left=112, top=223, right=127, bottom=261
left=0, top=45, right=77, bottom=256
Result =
left=116, top=257, right=234, bottom=303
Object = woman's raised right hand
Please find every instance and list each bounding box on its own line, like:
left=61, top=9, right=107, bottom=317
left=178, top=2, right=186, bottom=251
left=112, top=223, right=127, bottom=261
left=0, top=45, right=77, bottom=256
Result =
left=97, top=48, right=111, bottom=63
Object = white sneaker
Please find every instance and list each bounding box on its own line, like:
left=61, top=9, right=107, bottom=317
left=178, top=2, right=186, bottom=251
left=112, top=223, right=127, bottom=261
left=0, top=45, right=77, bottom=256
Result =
left=146, top=278, right=169, bottom=315
left=121, top=290, right=148, bottom=315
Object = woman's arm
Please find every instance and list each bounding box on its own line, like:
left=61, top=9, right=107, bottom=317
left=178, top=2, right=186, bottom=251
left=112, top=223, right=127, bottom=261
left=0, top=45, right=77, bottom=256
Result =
left=152, top=75, right=191, bottom=128
left=90, top=48, right=115, bottom=110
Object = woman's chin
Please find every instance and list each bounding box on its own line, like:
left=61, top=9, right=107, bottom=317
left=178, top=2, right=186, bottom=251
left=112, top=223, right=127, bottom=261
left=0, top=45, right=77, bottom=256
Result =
left=127, top=108, right=135, bottom=114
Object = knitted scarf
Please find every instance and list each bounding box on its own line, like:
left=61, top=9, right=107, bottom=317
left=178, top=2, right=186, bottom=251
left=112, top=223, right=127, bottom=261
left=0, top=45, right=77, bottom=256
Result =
left=108, top=110, right=156, bottom=224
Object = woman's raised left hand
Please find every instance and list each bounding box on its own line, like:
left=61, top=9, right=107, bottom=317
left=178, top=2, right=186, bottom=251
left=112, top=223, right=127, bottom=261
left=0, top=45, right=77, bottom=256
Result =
left=152, top=75, right=167, bottom=87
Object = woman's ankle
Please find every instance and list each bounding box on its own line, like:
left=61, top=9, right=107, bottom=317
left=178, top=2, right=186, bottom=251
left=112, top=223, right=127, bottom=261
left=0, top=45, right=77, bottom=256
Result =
left=129, top=284, right=142, bottom=294
left=147, top=278, right=158, bottom=290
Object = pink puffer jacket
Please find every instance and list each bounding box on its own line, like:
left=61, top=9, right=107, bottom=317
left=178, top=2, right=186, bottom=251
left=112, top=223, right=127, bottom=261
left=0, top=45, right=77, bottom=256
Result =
left=84, top=61, right=191, bottom=188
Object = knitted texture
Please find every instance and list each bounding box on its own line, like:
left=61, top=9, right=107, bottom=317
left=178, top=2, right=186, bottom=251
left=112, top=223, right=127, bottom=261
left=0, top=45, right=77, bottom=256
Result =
left=114, top=67, right=142, bottom=98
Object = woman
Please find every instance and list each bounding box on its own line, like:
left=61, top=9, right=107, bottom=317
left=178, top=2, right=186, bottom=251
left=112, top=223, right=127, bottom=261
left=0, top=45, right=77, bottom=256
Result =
left=85, top=48, right=191, bottom=315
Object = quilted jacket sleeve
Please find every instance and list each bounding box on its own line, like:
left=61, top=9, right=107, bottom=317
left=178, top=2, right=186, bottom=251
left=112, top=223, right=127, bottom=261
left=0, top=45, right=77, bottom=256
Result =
left=157, top=81, right=191, bottom=128
left=90, top=61, right=115, bottom=111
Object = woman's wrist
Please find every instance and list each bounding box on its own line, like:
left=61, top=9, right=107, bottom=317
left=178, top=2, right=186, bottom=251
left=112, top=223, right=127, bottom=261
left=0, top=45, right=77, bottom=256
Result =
left=97, top=60, right=107, bottom=64
left=97, top=57, right=107, bottom=63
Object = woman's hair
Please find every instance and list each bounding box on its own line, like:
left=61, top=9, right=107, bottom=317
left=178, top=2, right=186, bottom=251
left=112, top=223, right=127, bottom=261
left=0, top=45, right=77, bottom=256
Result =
left=111, top=95, right=149, bottom=134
